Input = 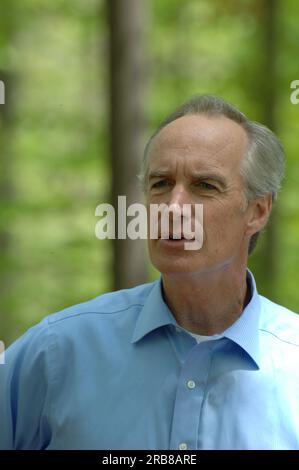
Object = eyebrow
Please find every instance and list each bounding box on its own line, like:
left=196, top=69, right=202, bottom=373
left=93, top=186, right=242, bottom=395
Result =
left=148, top=170, right=171, bottom=180
left=148, top=170, right=227, bottom=188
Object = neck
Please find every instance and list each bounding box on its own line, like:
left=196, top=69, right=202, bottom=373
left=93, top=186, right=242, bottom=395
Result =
left=161, top=263, right=250, bottom=336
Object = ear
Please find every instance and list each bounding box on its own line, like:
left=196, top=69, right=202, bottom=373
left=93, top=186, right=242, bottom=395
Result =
left=244, top=193, right=273, bottom=238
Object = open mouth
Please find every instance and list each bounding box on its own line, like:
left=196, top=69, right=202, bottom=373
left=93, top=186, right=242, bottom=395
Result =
left=160, top=234, right=195, bottom=241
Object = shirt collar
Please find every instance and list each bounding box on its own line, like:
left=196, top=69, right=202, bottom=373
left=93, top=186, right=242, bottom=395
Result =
left=221, top=269, right=261, bottom=368
left=131, top=280, right=178, bottom=344
left=131, top=269, right=261, bottom=368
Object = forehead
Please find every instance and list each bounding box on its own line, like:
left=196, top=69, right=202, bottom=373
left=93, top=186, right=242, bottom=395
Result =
left=148, top=114, right=249, bottom=174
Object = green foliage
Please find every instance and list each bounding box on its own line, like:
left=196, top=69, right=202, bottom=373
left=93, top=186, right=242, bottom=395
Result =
left=1, top=0, right=299, bottom=344
left=1, top=0, right=110, bottom=344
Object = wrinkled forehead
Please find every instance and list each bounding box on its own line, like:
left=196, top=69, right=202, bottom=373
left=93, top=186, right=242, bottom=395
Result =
left=148, top=114, right=249, bottom=172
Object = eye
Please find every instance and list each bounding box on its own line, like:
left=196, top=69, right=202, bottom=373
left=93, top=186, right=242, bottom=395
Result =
left=195, top=181, right=217, bottom=190
left=151, top=179, right=171, bottom=189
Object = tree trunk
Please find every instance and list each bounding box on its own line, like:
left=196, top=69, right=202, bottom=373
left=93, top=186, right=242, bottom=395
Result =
left=107, top=0, right=149, bottom=290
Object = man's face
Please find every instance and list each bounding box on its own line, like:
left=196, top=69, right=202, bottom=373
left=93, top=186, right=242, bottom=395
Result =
left=146, top=113, right=253, bottom=275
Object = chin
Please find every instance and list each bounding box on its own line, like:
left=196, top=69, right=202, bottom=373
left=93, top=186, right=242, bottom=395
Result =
left=148, top=242, right=205, bottom=275
left=151, top=257, right=201, bottom=275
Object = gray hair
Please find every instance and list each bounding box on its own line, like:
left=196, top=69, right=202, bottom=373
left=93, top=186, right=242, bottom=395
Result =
left=139, top=94, right=285, bottom=254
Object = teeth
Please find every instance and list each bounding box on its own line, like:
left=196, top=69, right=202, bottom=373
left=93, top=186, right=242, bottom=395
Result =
left=161, top=234, right=184, bottom=240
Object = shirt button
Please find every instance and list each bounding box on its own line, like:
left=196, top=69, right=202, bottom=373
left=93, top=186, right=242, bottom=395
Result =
left=179, top=442, right=188, bottom=450
left=187, top=380, right=196, bottom=389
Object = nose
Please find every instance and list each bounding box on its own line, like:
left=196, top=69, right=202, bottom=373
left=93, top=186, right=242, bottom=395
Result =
left=168, top=184, right=191, bottom=208
left=166, top=185, right=194, bottom=232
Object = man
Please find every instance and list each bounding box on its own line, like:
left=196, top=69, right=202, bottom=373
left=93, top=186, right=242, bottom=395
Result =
left=1, top=95, right=299, bottom=450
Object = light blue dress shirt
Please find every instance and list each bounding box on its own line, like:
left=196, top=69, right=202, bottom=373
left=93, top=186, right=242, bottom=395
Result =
left=1, top=270, right=299, bottom=450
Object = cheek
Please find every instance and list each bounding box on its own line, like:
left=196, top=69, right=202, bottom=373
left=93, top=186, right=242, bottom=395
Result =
left=203, top=204, right=245, bottom=241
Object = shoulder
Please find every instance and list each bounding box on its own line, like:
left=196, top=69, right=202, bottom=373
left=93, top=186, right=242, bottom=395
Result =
left=46, top=281, right=156, bottom=325
left=5, top=281, right=157, bottom=365
left=259, top=295, right=299, bottom=347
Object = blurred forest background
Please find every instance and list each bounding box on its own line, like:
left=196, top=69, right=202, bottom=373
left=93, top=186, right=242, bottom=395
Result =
left=0, top=0, right=299, bottom=346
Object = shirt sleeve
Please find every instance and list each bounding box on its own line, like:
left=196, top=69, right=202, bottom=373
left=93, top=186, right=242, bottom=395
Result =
left=0, top=319, right=56, bottom=449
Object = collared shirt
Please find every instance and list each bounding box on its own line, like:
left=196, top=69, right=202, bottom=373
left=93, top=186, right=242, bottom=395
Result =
left=0, top=270, right=299, bottom=450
